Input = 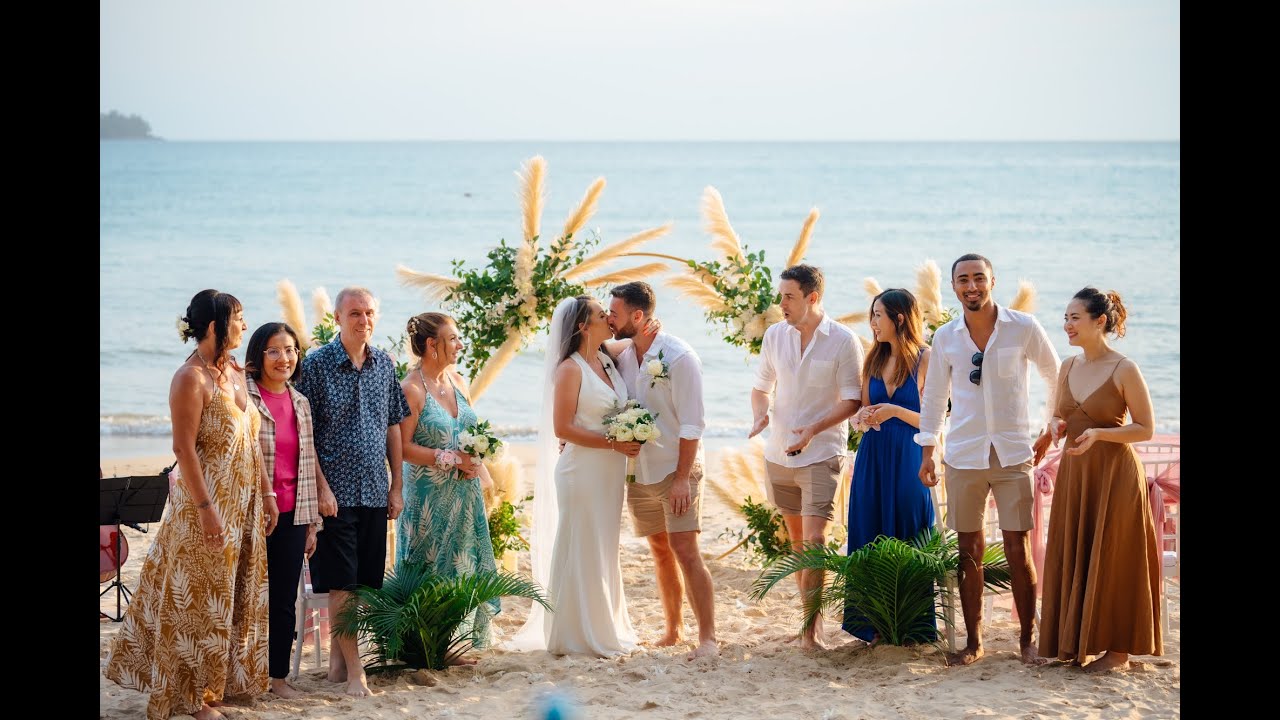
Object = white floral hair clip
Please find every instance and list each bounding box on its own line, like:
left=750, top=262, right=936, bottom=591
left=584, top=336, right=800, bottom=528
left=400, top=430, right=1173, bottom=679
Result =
left=176, top=316, right=192, bottom=342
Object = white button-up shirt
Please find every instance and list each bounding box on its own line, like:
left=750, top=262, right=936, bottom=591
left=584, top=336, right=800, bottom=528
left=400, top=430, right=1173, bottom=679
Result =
left=752, top=313, right=864, bottom=468
left=616, top=332, right=706, bottom=485
left=915, top=305, right=1060, bottom=469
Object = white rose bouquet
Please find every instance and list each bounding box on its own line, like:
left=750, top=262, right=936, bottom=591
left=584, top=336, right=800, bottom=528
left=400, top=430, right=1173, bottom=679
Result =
left=602, top=399, right=661, bottom=483
left=641, top=350, right=671, bottom=388
left=457, top=418, right=504, bottom=462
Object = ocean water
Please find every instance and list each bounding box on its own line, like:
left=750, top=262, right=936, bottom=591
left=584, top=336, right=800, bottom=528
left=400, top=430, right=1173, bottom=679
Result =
left=100, top=141, right=1179, bottom=457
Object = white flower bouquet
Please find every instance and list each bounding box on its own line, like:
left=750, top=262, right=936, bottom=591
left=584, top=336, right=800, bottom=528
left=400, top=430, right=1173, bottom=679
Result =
left=602, top=399, right=661, bottom=483
left=458, top=418, right=504, bottom=462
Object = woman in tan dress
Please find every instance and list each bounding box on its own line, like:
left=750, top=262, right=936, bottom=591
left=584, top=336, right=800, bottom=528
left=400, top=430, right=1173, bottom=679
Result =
left=106, top=289, right=279, bottom=719
left=1038, top=287, right=1162, bottom=673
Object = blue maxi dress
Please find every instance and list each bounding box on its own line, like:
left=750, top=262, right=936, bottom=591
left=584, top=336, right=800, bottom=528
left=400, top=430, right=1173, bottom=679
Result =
left=842, top=364, right=937, bottom=643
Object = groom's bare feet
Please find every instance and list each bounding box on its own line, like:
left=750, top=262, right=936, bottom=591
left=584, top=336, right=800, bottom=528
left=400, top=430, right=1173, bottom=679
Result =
left=945, top=644, right=985, bottom=666
left=799, top=634, right=827, bottom=651
left=649, top=631, right=683, bottom=647
left=447, top=655, right=479, bottom=666
left=686, top=640, right=720, bottom=660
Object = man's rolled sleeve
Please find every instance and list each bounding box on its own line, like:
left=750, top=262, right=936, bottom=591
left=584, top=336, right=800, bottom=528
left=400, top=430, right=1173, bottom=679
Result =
left=837, top=336, right=863, bottom=401
left=671, top=353, right=706, bottom=440
left=752, top=338, right=777, bottom=394
left=914, top=338, right=950, bottom=447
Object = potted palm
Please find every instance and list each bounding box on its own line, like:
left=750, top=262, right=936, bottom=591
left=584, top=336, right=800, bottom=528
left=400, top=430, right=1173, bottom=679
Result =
left=751, top=528, right=1012, bottom=646
left=334, top=561, right=550, bottom=672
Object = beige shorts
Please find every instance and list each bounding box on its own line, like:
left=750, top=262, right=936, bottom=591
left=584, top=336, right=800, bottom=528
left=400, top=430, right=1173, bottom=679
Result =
left=626, top=464, right=704, bottom=537
left=765, top=455, right=847, bottom=521
left=943, top=447, right=1035, bottom=533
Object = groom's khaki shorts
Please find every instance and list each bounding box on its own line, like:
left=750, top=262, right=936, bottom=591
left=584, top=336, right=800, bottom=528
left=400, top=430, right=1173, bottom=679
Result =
left=627, top=463, right=704, bottom=537
left=943, top=447, right=1035, bottom=533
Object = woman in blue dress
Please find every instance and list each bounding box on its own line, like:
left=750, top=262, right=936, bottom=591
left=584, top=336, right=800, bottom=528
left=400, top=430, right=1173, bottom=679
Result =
left=843, top=288, right=937, bottom=644
left=396, top=312, right=499, bottom=660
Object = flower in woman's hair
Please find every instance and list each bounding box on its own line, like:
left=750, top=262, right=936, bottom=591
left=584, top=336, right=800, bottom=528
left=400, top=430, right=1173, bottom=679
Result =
left=176, top=316, right=192, bottom=342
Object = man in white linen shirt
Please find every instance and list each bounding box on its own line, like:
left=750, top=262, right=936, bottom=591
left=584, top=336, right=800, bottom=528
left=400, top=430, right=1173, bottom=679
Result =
left=915, top=253, right=1059, bottom=667
left=608, top=281, right=719, bottom=660
left=749, top=264, right=864, bottom=650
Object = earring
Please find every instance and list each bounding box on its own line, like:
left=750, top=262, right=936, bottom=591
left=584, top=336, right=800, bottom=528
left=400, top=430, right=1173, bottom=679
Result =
left=432, top=351, right=438, bottom=360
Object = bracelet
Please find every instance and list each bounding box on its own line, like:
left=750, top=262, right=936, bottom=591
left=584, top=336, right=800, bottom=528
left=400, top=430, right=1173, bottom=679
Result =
left=196, top=499, right=212, bottom=509
left=264, top=491, right=278, bottom=498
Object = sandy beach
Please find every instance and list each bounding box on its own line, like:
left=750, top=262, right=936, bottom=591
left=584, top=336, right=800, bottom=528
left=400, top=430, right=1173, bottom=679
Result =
left=99, top=440, right=1180, bottom=719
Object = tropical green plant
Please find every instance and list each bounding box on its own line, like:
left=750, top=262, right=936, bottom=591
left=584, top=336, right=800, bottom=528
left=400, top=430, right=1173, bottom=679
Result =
left=310, top=311, right=338, bottom=348
left=334, top=562, right=550, bottom=672
left=717, top=496, right=791, bottom=566
left=488, top=497, right=530, bottom=561
left=750, top=528, right=1012, bottom=647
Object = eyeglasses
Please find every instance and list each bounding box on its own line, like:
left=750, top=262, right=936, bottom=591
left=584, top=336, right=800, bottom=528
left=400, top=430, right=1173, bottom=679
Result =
left=969, top=351, right=983, bottom=385
left=265, top=347, right=300, bottom=361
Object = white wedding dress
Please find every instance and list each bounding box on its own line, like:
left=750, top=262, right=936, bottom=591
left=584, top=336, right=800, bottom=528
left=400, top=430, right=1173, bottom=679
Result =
left=542, top=351, right=639, bottom=656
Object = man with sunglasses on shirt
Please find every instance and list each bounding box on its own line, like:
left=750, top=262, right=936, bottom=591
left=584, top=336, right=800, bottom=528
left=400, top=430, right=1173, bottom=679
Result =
left=916, top=253, right=1059, bottom=667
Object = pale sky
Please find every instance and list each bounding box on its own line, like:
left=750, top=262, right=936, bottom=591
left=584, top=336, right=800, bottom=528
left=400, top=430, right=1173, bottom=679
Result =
left=99, top=0, right=1179, bottom=141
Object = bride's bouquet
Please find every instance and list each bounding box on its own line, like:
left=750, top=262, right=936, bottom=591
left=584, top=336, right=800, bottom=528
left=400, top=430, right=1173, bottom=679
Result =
left=458, top=419, right=504, bottom=462
left=603, top=399, right=661, bottom=483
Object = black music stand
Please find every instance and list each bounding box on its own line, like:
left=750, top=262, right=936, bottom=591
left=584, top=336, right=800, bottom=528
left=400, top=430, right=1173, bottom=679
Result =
left=99, top=473, right=170, bottom=621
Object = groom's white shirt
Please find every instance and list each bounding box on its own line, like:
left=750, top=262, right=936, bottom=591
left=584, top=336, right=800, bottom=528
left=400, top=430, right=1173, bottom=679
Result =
left=616, top=332, right=706, bottom=485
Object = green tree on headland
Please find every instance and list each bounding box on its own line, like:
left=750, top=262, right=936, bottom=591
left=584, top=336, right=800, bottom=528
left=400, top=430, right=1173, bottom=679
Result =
left=100, top=111, right=160, bottom=140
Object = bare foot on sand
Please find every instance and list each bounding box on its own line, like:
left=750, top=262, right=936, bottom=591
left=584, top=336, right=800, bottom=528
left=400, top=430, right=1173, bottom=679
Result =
left=686, top=641, right=720, bottom=660
left=193, top=704, right=225, bottom=720
left=1083, top=652, right=1130, bottom=674
left=1021, top=644, right=1049, bottom=666
left=344, top=674, right=373, bottom=697
left=648, top=632, right=684, bottom=647
left=447, top=655, right=479, bottom=666
left=945, top=645, right=985, bottom=666
left=799, top=634, right=827, bottom=652
left=270, top=678, right=305, bottom=698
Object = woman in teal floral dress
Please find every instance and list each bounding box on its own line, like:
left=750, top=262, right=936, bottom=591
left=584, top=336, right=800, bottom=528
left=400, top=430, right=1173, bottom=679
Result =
left=396, top=312, right=500, bottom=653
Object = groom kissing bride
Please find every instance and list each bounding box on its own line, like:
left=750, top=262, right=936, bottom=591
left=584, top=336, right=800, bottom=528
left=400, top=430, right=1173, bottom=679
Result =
left=609, top=282, right=719, bottom=660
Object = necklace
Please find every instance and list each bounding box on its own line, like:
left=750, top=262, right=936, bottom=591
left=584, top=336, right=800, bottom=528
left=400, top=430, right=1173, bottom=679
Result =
left=419, top=367, right=450, bottom=399
left=197, top=351, right=241, bottom=393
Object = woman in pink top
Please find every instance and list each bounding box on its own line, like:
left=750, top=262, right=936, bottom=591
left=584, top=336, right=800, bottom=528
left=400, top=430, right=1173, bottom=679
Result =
left=245, top=322, right=337, bottom=697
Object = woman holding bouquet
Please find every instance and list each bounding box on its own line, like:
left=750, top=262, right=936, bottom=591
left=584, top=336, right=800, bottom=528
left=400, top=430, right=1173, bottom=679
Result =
left=396, top=311, right=500, bottom=656
left=510, top=295, right=643, bottom=657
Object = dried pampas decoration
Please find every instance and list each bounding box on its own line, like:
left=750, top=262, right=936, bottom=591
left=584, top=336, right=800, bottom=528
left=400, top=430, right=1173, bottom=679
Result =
left=519, top=156, right=546, bottom=244
left=581, top=262, right=671, bottom=288
left=914, top=259, right=944, bottom=314
left=312, top=288, right=332, bottom=325
left=563, top=223, right=674, bottom=281
left=665, top=273, right=730, bottom=313
left=701, top=186, right=743, bottom=261
left=394, top=265, right=461, bottom=303
left=276, top=279, right=311, bottom=350
left=786, top=208, right=819, bottom=269
left=1010, top=279, right=1037, bottom=313
left=557, top=177, right=606, bottom=258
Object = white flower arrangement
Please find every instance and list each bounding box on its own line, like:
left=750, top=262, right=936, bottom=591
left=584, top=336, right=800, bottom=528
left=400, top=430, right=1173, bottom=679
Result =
left=176, top=316, right=192, bottom=342
left=458, top=418, right=504, bottom=462
left=602, top=399, right=661, bottom=483
left=642, top=350, right=671, bottom=388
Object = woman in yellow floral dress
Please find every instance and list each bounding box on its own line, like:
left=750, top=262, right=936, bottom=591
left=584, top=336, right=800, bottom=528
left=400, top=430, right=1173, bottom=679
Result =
left=106, top=290, right=279, bottom=720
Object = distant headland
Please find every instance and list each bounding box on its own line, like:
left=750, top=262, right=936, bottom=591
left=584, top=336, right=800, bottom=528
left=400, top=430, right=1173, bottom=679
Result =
left=101, top=111, right=161, bottom=140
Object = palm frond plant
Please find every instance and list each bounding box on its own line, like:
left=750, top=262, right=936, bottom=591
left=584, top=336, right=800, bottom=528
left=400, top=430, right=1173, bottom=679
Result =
left=334, top=561, right=550, bottom=672
left=750, top=528, right=1012, bottom=647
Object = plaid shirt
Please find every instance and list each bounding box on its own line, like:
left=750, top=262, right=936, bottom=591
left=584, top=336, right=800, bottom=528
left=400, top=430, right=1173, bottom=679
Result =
left=247, top=376, right=322, bottom=527
left=295, top=336, right=410, bottom=508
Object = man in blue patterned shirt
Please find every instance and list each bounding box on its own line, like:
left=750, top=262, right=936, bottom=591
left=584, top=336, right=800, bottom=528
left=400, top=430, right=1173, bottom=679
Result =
left=295, top=286, right=410, bottom=698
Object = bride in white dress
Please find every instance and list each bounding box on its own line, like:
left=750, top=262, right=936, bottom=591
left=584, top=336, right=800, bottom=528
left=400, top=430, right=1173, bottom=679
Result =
left=510, top=295, right=642, bottom=657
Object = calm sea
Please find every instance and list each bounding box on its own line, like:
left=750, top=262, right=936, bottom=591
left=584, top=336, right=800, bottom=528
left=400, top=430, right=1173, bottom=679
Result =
left=100, top=142, right=1179, bottom=458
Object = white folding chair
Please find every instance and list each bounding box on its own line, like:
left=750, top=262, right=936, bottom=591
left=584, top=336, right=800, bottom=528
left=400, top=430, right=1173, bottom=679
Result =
left=291, top=559, right=329, bottom=679
left=1135, top=441, right=1180, bottom=638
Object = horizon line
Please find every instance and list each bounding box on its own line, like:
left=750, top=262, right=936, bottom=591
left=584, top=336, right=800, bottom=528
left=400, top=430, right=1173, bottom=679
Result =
left=103, top=137, right=1182, bottom=144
